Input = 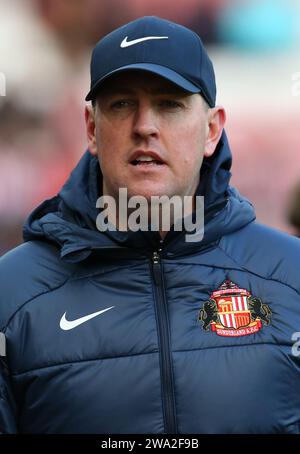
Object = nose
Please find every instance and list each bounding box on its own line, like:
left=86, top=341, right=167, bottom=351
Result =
left=132, top=104, right=159, bottom=141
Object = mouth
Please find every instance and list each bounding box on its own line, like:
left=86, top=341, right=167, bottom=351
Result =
left=131, top=159, right=164, bottom=166
left=130, top=150, right=166, bottom=167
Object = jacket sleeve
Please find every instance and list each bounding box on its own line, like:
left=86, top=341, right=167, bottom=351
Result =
left=0, top=357, right=18, bottom=433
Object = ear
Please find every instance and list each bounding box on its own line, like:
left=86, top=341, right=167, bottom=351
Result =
left=85, top=105, right=97, bottom=156
left=204, top=106, right=226, bottom=158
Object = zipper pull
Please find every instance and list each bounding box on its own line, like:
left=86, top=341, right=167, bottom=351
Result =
left=152, top=251, right=160, bottom=286
left=152, top=251, right=160, bottom=264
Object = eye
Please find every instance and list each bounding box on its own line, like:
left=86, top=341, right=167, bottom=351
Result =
left=110, top=99, right=135, bottom=110
left=159, top=99, right=183, bottom=109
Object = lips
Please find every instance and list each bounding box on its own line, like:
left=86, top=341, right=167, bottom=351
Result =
left=130, top=150, right=166, bottom=166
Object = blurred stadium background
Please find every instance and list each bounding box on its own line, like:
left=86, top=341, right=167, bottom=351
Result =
left=1, top=0, right=300, bottom=255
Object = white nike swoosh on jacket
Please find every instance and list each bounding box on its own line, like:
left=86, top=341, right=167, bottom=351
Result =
left=60, top=306, right=115, bottom=330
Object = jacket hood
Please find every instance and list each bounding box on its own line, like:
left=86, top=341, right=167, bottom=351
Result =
left=23, top=130, right=255, bottom=262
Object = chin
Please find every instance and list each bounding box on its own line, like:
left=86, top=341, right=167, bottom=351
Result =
left=129, top=191, right=168, bottom=202
left=128, top=184, right=172, bottom=199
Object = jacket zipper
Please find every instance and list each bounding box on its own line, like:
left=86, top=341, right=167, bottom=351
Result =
left=151, top=249, right=177, bottom=434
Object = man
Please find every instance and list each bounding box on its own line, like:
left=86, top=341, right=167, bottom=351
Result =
left=0, top=16, right=300, bottom=434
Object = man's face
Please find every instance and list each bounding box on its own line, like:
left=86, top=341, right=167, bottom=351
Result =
left=86, top=71, right=224, bottom=203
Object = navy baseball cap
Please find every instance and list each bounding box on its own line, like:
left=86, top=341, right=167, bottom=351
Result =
left=85, top=16, right=216, bottom=107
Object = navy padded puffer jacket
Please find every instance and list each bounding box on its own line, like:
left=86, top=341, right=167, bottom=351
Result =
left=1, top=131, right=300, bottom=434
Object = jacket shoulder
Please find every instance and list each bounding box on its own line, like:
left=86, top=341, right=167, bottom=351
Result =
left=220, top=222, right=300, bottom=293
left=0, top=241, right=74, bottom=329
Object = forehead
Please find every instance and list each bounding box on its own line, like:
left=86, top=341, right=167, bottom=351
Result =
left=96, top=70, right=192, bottom=96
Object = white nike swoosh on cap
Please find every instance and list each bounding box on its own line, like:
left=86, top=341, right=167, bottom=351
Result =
left=60, top=306, right=115, bottom=331
left=120, top=35, right=168, bottom=48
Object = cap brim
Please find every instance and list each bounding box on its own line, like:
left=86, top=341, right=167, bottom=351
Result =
left=85, top=63, right=201, bottom=101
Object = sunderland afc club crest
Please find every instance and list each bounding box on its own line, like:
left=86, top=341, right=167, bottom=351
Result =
left=199, top=280, right=272, bottom=337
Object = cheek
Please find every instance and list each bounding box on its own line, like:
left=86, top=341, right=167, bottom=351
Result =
left=96, top=123, right=110, bottom=151
left=174, top=126, right=206, bottom=168
left=95, top=125, right=128, bottom=184
left=95, top=125, right=117, bottom=164
left=96, top=119, right=129, bottom=155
